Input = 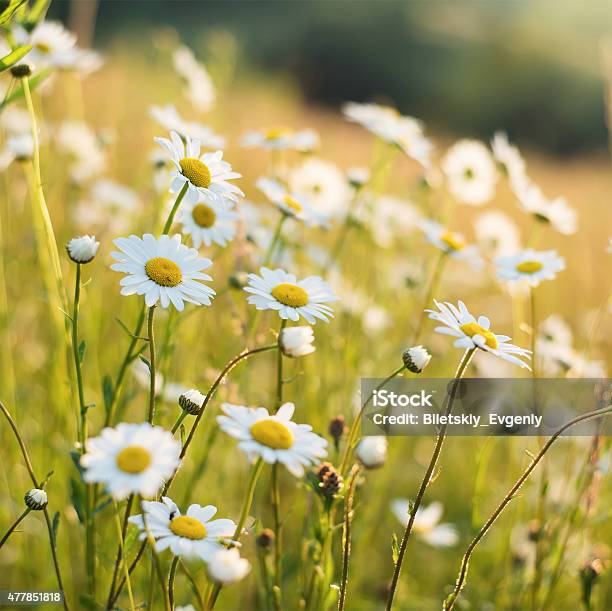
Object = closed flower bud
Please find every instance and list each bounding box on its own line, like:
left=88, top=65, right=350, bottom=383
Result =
left=279, top=326, right=315, bottom=358
left=355, top=436, right=388, bottom=469
left=24, top=488, right=48, bottom=511
left=179, top=388, right=206, bottom=415
left=256, top=528, right=275, bottom=549
left=10, top=62, right=34, bottom=78
left=66, top=235, right=99, bottom=264
left=402, top=345, right=431, bottom=373
left=328, top=415, right=346, bottom=446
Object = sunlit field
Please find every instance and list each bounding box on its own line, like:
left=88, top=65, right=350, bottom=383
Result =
left=0, top=4, right=611, bottom=611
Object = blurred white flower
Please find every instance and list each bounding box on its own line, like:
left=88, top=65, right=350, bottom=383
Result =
left=14, top=21, right=76, bottom=68
left=1, top=133, right=34, bottom=167
left=491, top=132, right=527, bottom=190
left=207, top=548, right=251, bottom=584
left=496, top=249, right=565, bottom=287
left=474, top=210, right=521, bottom=257
left=514, top=181, right=577, bottom=235
left=346, top=166, right=370, bottom=188
left=150, top=105, right=225, bottom=149
left=442, top=139, right=497, bottom=206
left=355, top=436, right=388, bottom=469
left=56, top=121, right=106, bottom=184
left=360, top=195, right=421, bottom=248
left=391, top=500, right=459, bottom=547
left=241, top=127, right=319, bottom=152
left=362, top=305, right=390, bottom=335
left=279, top=326, right=316, bottom=357
left=420, top=220, right=482, bottom=266
left=536, top=314, right=574, bottom=376
left=173, top=45, right=216, bottom=112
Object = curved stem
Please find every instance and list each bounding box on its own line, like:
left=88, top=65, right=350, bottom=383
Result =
left=444, top=404, right=612, bottom=611
left=147, top=305, right=157, bottom=423
left=386, top=348, right=475, bottom=610
left=168, top=556, right=179, bottom=610
left=163, top=182, right=189, bottom=235
left=0, top=508, right=30, bottom=549
left=338, top=464, right=361, bottom=611
left=105, top=494, right=133, bottom=610
left=113, top=501, right=135, bottom=611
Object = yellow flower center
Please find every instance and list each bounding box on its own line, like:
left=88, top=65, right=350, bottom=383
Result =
left=250, top=419, right=294, bottom=449
left=271, top=283, right=309, bottom=307
left=179, top=157, right=212, bottom=188
left=265, top=127, right=291, bottom=140
left=35, top=42, right=51, bottom=54
left=460, top=322, right=499, bottom=350
left=516, top=260, right=543, bottom=274
left=192, top=203, right=216, bottom=228
left=145, top=257, right=182, bottom=287
left=282, top=194, right=303, bottom=214
left=440, top=231, right=465, bottom=251
left=169, top=516, right=207, bottom=540
left=116, top=446, right=152, bottom=474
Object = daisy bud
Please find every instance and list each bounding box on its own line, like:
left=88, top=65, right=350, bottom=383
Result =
left=178, top=388, right=206, bottom=416
left=10, top=62, right=35, bottom=78
left=24, top=488, right=48, bottom=511
left=355, top=436, right=388, bottom=469
left=402, top=345, right=431, bottom=374
left=207, top=548, right=251, bottom=584
left=66, top=235, right=99, bottom=264
left=256, top=528, right=275, bottom=549
left=328, top=415, right=347, bottom=449
left=279, top=326, right=315, bottom=358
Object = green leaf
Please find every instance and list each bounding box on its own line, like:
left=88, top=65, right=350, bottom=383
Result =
left=51, top=511, right=60, bottom=548
left=0, top=68, right=50, bottom=109
left=0, top=44, right=31, bottom=72
left=70, top=478, right=85, bottom=524
left=27, top=0, right=51, bottom=23
left=391, top=533, right=399, bottom=565
left=102, top=375, right=113, bottom=414
left=0, top=0, right=28, bottom=26
left=78, top=340, right=87, bottom=363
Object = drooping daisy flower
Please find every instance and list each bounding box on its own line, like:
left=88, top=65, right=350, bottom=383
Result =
left=156, top=130, right=242, bottom=207
left=402, top=345, right=431, bottom=374
left=179, top=196, right=239, bottom=248
left=128, top=496, right=236, bottom=560
left=288, top=157, right=351, bottom=219
left=391, top=500, right=459, bottom=547
left=244, top=267, right=338, bottom=323
left=256, top=177, right=329, bottom=227
left=111, top=234, right=215, bottom=311
left=490, top=132, right=527, bottom=190
left=208, top=549, right=251, bottom=584
left=24, top=488, right=48, bottom=511
left=80, top=423, right=181, bottom=499
left=495, top=249, right=565, bottom=287
left=279, top=326, right=315, bottom=357
left=514, top=182, right=577, bottom=235
left=427, top=300, right=532, bottom=369
left=66, top=235, right=99, bottom=264
left=474, top=210, right=521, bottom=257
left=419, top=220, right=482, bottom=265
left=355, top=436, right=388, bottom=469
left=173, top=45, right=216, bottom=113
left=217, top=402, right=328, bottom=476
left=442, top=139, right=498, bottom=206
left=150, top=105, right=225, bottom=149
left=241, top=127, right=319, bottom=152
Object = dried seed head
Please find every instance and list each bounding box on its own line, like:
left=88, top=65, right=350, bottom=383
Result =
left=328, top=415, right=346, bottom=443
left=315, top=462, right=343, bottom=497
left=24, top=488, right=48, bottom=511
left=256, top=528, right=275, bottom=549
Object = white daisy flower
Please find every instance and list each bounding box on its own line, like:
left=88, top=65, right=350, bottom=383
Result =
left=150, top=105, right=225, bottom=149
left=14, top=21, right=76, bottom=68
left=173, top=46, right=216, bottom=113
left=244, top=267, right=338, bottom=324
left=355, top=436, right=388, bottom=469
left=256, top=177, right=329, bottom=227
left=279, top=326, right=315, bottom=357
left=537, top=314, right=575, bottom=375
left=288, top=157, right=351, bottom=219
left=427, top=299, right=532, bottom=369
left=241, top=127, right=319, bottom=152
left=361, top=195, right=421, bottom=248
left=490, top=132, right=527, bottom=190
left=391, top=500, right=459, bottom=547
left=207, top=548, right=251, bottom=584
left=66, top=235, right=99, bottom=264
left=80, top=423, right=181, bottom=499
left=514, top=181, right=577, bottom=235
left=179, top=195, right=239, bottom=248
left=474, top=210, right=521, bottom=257
left=56, top=121, right=106, bottom=184
left=346, top=166, right=371, bottom=189
left=442, top=139, right=498, bottom=206
left=110, top=234, right=215, bottom=311
left=419, top=220, right=482, bottom=265
left=4, top=133, right=34, bottom=164
left=495, top=249, right=565, bottom=287
left=217, top=402, right=328, bottom=477
left=128, top=496, right=235, bottom=560
left=53, top=47, right=103, bottom=75
left=156, top=130, right=242, bottom=207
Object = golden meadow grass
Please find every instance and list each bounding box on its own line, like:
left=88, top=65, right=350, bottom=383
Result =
left=0, top=5, right=611, bottom=611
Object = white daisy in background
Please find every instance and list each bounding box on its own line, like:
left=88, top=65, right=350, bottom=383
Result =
left=359, top=195, right=421, bottom=248
left=288, top=157, right=351, bottom=220
left=173, top=45, right=216, bottom=112
left=0, top=133, right=34, bottom=168
left=156, top=130, right=242, bottom=207
left=391, top=500, right=459, bottom=547
left=362, top=305, right=391, bottom=336
left=0, top=107, right=32, bottom=135
left=490, top=132, right=527, bottom=190
left=427, top=299, right=532, bottom=369
left=241, top=127, right=319, bottom=152
left=346, top=166, right=371, bottom=189
left=279, top=326, right=316, bottom=357
left=207, top=549, right=251, bottom=584
left=442, top=139, right=498, bottom=206
left=495, top=249, right=565, bottom=287
left=13, top=21, right=76, bottom=68
left=80, top=423, right=181, bottom=499
left=566, top=354, right=607, bottom=379
left=53, top=47, right=103, bottom=75
left=514, top=182, right=577, bottom=235
left=179, top=195, right=239, bottom=248
left=256, top=177, right=329, bottom=227
left=355, top=436, right=388, bottom=469
left=150, top=105, right=225, bottom=149
left=128, top=496, right=236, bottom=560
left=217, top=402, right=328, bottom=476
left=537, top=314, right=575, bottom=375
left=419, top=220, right=482, bottom=265
left=56, top=121, right=106, bottom=184
left=474, top=210, right=522, bottom=257
left=244, top=267, right=338, bottom=323
left=111, top=233, right=215, bottom=311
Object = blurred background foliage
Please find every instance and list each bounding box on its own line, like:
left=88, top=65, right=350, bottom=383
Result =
left=48, top=0, right=612, bottom=156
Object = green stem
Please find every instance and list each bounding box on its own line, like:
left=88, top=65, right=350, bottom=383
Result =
left=163, top=182, right=189, bottom=235
left=271, top=464, right=282, bottom=611
left=412, top=251, right=447, bottom=344
left=386, top=348, right=475, bottom=610
left=168, top=556, right=179, bottom=610
left=106, top=494, right=133, bottom=610
left=263, top=214, right=287, bottom=268
left=147, top=305, right=157, bottom=423
left=0, top=508, right=31, bottom=549
left=113, top=501, right=135, bottom=611
left=338, top=464, right=361, bottom=611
